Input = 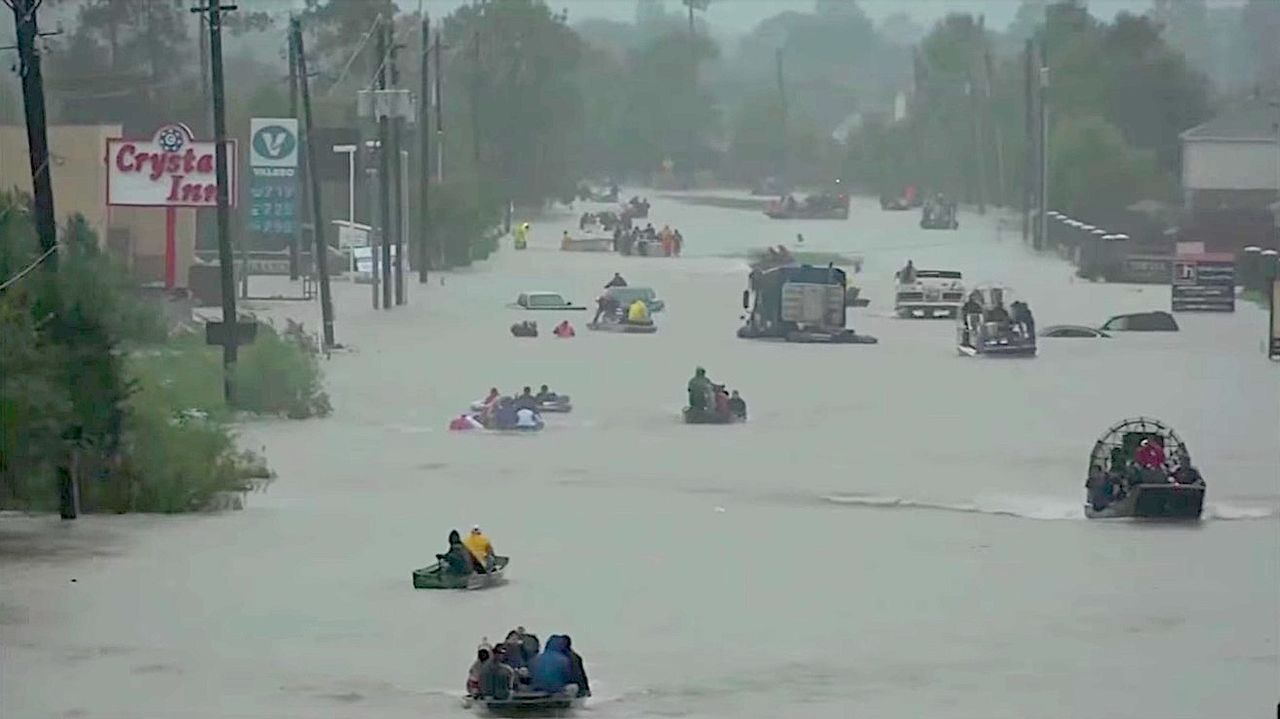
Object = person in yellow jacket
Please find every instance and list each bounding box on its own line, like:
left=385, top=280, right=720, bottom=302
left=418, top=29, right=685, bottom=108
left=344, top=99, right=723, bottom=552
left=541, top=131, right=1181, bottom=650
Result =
left=464, top=525, right=495, bottom=572
left=514, top=223, right=529, bottom=250
left=626, top=299, right=650, bottom=324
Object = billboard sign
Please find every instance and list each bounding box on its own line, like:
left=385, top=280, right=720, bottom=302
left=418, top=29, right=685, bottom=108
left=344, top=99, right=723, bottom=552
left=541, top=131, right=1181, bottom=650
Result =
left=1270, top=278, right=1280, bottom=360
left=106, top=124, right=236, bottom=207
left=249, top=118, right=298, bottom=168
left=1171, top=254, right=1235, bottom=313
left=248, top=118, right=299, bottom=243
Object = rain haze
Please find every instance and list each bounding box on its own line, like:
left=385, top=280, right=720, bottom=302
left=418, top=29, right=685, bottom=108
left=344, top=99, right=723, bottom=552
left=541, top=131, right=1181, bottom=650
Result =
left=2, top=1, right=1278, bottom=718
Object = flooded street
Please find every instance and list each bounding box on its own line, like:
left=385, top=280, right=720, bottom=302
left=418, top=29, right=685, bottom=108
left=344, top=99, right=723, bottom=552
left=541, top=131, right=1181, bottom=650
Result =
left=3, top=194, right=1277, bottom=719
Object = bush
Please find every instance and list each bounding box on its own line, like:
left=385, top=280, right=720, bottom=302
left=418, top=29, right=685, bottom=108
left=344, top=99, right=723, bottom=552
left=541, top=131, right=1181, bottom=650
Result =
left=89, top=387, right=260, bottom=513
left=235, top=320, right=332, bottom=419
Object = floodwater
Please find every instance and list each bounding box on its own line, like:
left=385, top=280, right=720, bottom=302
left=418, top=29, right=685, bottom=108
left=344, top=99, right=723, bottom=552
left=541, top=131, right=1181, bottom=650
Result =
left=3, top=194, right=1278, bottom=719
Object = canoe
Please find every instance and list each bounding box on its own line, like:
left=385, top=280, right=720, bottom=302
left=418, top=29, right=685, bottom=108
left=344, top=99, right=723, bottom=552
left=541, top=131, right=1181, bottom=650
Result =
left=412, top=555, right=510, bottom=589
left=469, top=690, right=585, bottom=717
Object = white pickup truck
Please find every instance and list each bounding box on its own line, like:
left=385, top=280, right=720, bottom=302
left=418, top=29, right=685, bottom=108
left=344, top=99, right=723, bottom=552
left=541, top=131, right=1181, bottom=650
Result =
left=894, top=269, right=965, bottom=319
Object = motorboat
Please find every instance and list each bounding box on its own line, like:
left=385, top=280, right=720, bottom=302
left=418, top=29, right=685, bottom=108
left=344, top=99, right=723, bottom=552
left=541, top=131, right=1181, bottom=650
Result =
left=682, top=406, right=743, bottom=424
left=560, top=233, right=614, bottom=252
left=466, top=689, right=585, bottom=717
left=895, top=269, right=965, bottom=319
left=412, top=556, right=510, bottom=590
left=956, top=286, right=1036, bottom=357
left=1084, top=417, right=1205, bottom=520
left=920, top=199, right=959, bottom=229
left=587, top=317, right=657, bottom=334
left=764, top=192, right=850, bottom=220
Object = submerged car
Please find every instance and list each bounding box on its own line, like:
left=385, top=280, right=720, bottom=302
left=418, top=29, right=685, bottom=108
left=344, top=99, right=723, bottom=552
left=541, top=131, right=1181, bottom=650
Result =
left=513, top=292, right=586, bottom=311
left=1039, top=325, right=1110, bottom=338
left=603, top=286, right=665, bottom=313
left=1099, top=311, right=1179, bottom=332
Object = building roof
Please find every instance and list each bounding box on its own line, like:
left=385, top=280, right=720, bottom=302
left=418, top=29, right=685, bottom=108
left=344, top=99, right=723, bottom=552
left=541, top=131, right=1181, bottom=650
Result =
left=1181, top=99, right=1280, bottom=142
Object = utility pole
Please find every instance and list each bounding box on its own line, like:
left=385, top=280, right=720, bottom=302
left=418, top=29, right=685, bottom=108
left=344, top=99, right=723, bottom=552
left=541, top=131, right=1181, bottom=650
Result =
left=470, top=30, right=481, bottom=168
left=968, top=75, right=986, bottom=215
left=984, top=44, right=1007, bottom=206
left=293, top=17, right=336, bottom=348
left=191, top=1, right=240, bottom=404
left=8, top=0, right=75, bottom=519
left=287, top=24, right=301, bottom=280
left=377, top=22, right=393, bottom=310
left=418, top=14, right=431, bottom=282
left=1037, top=41, right=1049, bottom=251
left=390, top=40, right=405, bottom=305
left=1022, top=39, right=1034, bottom=244
left=434, top=30, right=444, bottom=184
left=775, top=48, right=787, bottom=183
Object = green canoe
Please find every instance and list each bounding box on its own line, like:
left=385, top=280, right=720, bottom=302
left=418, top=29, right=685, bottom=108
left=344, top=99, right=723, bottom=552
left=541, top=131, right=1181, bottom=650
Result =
left=412, top=556, right=510, bottom=590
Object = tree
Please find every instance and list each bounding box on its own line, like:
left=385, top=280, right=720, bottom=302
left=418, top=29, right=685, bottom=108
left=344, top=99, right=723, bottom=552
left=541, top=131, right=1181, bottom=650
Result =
left=1240, top=0, right=1280, bottom=92
left=441, top=0, right=586, bottom=205
left=614, top=30, right=720, bottom=174
left=1049, top=115, right=1169, bottom=215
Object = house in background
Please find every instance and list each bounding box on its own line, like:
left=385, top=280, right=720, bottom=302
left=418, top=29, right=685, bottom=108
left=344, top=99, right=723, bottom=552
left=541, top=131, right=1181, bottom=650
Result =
left=1180, top=98, right=1280, bottom=212
left=0, top=124, right=196, bottom=287
left=1179, top=98, right=1280, bottom=253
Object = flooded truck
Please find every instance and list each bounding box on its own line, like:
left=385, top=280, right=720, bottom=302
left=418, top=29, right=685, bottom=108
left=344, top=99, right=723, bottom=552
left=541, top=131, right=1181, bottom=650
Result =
left=737, top=264, right=877, bottom=344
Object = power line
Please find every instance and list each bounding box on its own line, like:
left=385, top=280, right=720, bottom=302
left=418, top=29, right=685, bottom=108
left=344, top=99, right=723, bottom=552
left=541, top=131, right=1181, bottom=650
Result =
left=0, top=243, right=58, bottom=292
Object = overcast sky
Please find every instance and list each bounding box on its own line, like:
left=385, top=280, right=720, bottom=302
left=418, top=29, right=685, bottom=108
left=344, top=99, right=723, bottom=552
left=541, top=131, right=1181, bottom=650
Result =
left=401, top=0, right=1193, bottom=33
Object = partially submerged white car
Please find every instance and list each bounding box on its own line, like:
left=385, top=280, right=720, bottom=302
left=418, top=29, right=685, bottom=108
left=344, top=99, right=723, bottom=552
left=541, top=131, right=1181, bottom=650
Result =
left=894, top=269, right=965, bottom=319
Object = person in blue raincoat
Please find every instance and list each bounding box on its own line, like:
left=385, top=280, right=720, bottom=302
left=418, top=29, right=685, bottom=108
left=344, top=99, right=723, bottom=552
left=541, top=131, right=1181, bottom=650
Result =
left=529, top=635, right=573, bottom=693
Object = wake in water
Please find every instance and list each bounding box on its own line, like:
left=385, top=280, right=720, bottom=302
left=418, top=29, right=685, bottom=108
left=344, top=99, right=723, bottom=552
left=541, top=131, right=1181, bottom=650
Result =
left=821, top=492, right=1275, bottom=521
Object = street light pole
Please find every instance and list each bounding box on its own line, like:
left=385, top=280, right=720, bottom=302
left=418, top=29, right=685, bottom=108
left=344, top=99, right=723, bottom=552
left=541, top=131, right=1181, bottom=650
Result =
left=333, top=144, right=357, bottom=223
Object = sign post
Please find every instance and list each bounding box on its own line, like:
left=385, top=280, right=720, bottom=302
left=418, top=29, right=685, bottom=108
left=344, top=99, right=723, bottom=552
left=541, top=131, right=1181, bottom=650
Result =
left=248, top=118, right=300, bottom=247
left=106, top=123, right=236, bottom=290
left=1170, top=242, right=1236, bottom=313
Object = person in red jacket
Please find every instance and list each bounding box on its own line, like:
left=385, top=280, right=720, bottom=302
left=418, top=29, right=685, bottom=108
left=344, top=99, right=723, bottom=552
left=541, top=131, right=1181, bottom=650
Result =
left=1135, top=438, right=1166, bottom=470
left=553, top=320, right=575, bottom=338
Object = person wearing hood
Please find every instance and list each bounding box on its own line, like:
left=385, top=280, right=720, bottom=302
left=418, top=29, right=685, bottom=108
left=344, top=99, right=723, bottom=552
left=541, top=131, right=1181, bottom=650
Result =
left=563, top=635, right=591, bottom=698
left=728, top=390, right=747, bottom=420
left=687, top=367, right=712, bottom=410
left=896, top=259, right=916, bottom=284
left=605, top=272, right=628, bottom=288
left=513, top=387, right=538, bottom=411
left=499, top=631, right=528, bottom=671
left=467, top=648, right=490, bottom=698
left=437, top=530, right=473, bottom=576
left=493, top=400, right=518, bottom=430
left=514, top=222, right=529, bottom=250
left=478, top=644, right=515, bottom=699
left=530, top=635, right=573, bottom=694
left=464, top=525, right=495, bottom=572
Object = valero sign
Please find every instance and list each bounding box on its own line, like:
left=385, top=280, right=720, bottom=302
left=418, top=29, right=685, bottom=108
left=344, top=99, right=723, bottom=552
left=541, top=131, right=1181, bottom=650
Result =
left=106, top=123, right=236, bottom=207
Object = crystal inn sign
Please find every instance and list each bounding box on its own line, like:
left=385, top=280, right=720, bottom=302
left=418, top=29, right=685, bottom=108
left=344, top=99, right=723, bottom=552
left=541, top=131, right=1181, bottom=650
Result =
left=106, top=124, right=236, bottom=288
left=106, top=123, right=237, bottom=207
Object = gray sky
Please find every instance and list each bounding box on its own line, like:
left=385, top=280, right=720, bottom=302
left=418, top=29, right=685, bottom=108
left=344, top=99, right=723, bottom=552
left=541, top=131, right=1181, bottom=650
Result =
left=403, top=0, right=1185, bottom=33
